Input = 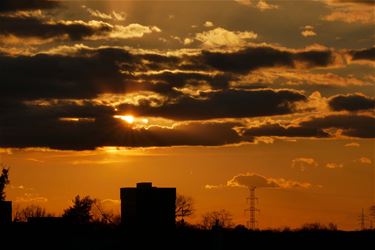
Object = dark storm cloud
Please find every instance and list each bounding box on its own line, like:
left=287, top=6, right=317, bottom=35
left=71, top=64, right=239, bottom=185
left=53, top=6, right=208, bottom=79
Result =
left=293, top=50, right=333, bottom=67
left=0, top=16, right=112, bottom=41
left=300, top=114, right=375, bottom=138
left=0, top=95, right=248, bottom=149
left=0, top=48, right=134, bottom=100
left=137, top=72, right=235, bottom=96
left=350, top=47, right=375, bottom=61
left=329, top=94, right=375, bottom=111
left=199, top=46, right=334, bottom=74
left=334, top=0, right=375, bottom=5
left=0, top=110, right=247, bottom=150
left=0, top=48, right=231, bottom=101
left=243, top=114, right=375, bottom=138
left=0, top=99, right=115, bottom=121
left=0, top=0, right=59, bottom=12
left=243, top=123, right=330, bottom=138
left=0, top=45, right=350, bottom=102
left=118, top=89, right=306, bottom=120
left=2, top=43, right=374, bottom=150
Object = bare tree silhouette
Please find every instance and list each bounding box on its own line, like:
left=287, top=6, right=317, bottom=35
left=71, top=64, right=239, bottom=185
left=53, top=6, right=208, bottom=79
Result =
left=91, top=200, right=119, bottom=225
left=14, top=204, right=52, bottom=222
left=201, top=209, right=234, bottom=229
left=175, top=194, right=194, bottom=224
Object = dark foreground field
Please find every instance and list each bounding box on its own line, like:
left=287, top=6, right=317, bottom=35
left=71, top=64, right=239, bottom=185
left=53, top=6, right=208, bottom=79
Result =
left=1, top=224, right=373, bottom=250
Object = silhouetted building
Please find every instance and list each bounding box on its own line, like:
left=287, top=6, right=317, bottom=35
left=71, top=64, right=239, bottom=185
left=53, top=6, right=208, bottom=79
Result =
left=120, top=182, right=176, bottom=230
left=0, top=201, right=12, bottom=225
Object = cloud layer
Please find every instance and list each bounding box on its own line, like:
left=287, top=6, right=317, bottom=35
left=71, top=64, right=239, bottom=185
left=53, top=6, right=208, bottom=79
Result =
left=0, top=1, right=374, bottom=150
left=206, top=173, right=312, bottom=190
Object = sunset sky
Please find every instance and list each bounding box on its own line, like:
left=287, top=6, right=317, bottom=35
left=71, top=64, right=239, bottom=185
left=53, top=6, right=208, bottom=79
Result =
left=0, top=0, right=374, bottom=230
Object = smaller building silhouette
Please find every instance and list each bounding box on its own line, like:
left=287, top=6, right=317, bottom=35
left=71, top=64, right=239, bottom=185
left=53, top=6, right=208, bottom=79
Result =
left=120, top=182, right=176, bottom=230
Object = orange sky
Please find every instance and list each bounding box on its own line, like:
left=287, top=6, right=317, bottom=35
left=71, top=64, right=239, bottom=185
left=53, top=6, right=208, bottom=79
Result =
left=1, top=138, right=373, bottom=230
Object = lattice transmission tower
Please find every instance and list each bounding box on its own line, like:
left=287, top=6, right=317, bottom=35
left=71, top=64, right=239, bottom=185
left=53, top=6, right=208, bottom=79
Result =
left=245, top=186, right=259, bottom=230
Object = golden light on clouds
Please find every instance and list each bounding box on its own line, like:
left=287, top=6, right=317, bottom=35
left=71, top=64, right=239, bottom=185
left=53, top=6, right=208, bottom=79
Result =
left=113, top=115, right=150, bottom=127
left=114, top=115, right=135, bottom=124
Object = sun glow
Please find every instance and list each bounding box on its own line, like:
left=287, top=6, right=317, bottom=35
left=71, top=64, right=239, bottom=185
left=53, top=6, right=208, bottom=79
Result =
left=114, top=115, right=135, bottom=124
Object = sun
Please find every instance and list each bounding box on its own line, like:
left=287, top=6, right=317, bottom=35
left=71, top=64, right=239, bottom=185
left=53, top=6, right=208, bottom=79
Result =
left=114, top=115, right=134, bottom=124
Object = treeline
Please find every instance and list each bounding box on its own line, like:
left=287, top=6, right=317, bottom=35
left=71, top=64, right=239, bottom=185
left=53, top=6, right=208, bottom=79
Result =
left=2, top=167, right=375, bottom=231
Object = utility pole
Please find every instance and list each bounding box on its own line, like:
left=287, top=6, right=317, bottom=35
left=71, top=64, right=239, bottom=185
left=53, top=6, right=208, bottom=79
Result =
left=245, top=186, right=259, bottom=230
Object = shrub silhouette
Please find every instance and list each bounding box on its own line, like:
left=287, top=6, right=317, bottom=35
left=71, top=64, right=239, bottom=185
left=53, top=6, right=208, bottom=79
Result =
left=62, top=195, right=96, bottom=224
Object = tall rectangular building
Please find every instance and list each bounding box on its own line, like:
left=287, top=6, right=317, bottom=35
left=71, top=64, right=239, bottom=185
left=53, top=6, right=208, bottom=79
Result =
left=120, top=182, right=176, bottom=230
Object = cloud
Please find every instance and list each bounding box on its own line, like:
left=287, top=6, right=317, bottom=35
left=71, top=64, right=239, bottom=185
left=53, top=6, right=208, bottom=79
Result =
left=243, top=114, right=375, bottom=139
left=0, top=45, right=356, bottom=103
left=330, top=0, right=374, bottom=5
left=299, top=114, right=375, bottom=138
left=26, top=158, right=44, bottom=163
left=71, top=159, right=123, bottom=165
left=204, top=21, right=214, bottom=27
left=200, top=46, right=337, bottom=74
left=1, top=42, right=374, bottom=150
left=15, top=193, right=48, bottom=203
left=328, top=93, right=375, bottom=111
left=240, top=69, right=368, bottom=88
left=301, top=25, right=317, bottom=37
left=195, top=27, right=257, bottom=48
left=357, top=157, right=372, bottom=164
left=0, top=16, right=109, bottom=42
left=292, top=158, right=318, bottom=171
left=323, top=10, right=375, bottom=24
left=0, top=48, right=134, bottom=100
left=207, top=173, right=312, bottom=190
left=235, top=0, right=279, bottom=10
left=0, top=47, right=194, bottom=101
left=243, top=123, right=330, bottom=138
left=344, top=142, right=360, bottom=147
left=0, top=148, right=13, bottom=154
left=350, top=47, right=375, bottom=61
left=256, top=0, right=278, bottom=11
left=322, top=0, right=375, bottom=24
left=0, top=16, right=160, bottom=43
left=235, top=0, right=252, bottom=6
left=118, top=89, right=306, bottom=120
left=0, top=47, right=220, bottom=100
left=82, top=5, right=126, bottom=21
left=183, top=38, right=194, bottom=45
left=204, top=184, right=223, bottom=189
left=100, top=199, right=121, bottom=205
left=227, top=173, right=279, bottom=188
left=108, top=23, right=161, bottom=39
left=0, top=105, right=248, bottom=149
left=325, top=162, right=343, bottom=169
left=0, top=0, right=59, bottom=13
